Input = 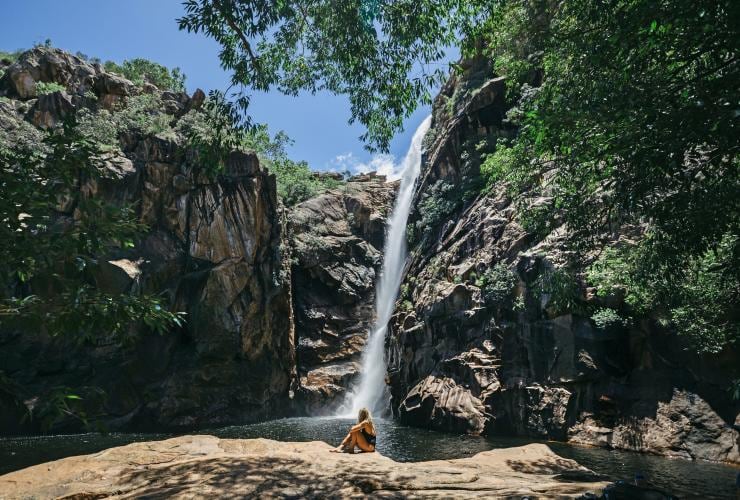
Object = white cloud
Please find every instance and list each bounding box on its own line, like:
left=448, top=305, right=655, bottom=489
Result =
left=328, top=152, right=401, bottom=181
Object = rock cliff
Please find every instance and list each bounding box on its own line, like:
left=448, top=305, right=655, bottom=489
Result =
left=0, top=48, right=295, bottom=432
left=0, top=47, right=398, bottom=433
left=386, top=57, right=740, bottom=463
left=288, top=175, right=396, bottom=412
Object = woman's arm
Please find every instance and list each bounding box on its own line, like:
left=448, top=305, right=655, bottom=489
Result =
left=350, top=421, right=367, bottom=432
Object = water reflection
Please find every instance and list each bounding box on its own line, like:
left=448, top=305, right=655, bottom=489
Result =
left=0, top=417, right=736, bottom=498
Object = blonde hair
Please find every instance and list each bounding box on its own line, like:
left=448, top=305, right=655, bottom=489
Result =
left=358, top=407, right=374, bottom=432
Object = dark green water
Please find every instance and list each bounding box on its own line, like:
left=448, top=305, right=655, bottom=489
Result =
left=0, top=417, right=737, bottom=498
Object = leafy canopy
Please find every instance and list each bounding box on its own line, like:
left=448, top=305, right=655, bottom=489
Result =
left=178, top=0, right=485, bottom=151
left=182, top=1, right=739, bottom=352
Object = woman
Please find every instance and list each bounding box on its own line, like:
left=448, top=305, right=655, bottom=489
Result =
left=331, top=407, right=376, bottom=453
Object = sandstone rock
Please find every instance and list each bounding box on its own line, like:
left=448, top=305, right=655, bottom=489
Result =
left=0, top=54, right=295, bottom=432
left=188, top=88, right=206, bottom=111
left=0, top=435, right=610, bottom=499
left=93, top=71, right=134, bottom=96
left=399, top=375, right=488, bottom=433
left=224, top=150, right=260, bottom=177
left=94, top=258, right=143, bottom=294
left=607, top=389, right=740, bottom=462
left=1, top=47, right=97, bottom=98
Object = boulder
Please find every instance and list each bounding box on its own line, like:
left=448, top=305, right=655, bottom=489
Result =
left=399, top=375, right=488, bottom=433
left=1, top=47, right=97, bottom=98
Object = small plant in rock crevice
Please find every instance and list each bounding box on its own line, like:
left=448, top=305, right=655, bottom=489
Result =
left=475, top=263, right=517, bottom=306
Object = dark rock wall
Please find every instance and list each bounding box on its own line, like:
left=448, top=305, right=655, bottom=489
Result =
left=0, top=48, right=295, bottom=433
left=387, top=57, right=740, bottom=463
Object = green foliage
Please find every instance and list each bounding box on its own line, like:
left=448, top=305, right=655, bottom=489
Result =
left=0, top=49, right=22, bottom=63
left=104, top=58, right=186, bottom=92
left=669, top=234, right=739, bottom=353
left=0, top=48, right=22, bottom=79
left=475, top=0, right=739, bottom=352
left=76, top=93, right=176, bottom=147
left=482, top=0, right=739, bottom=252
left=480, top=143, right=520, bottom=188
left=177, top=101, right=341, bottom=202
left=21, top=386, right=105, bottom=432
left=587, top=246, right=661, bottom=314
left=729, top=380, right=740, bottom=401
left=178, top=0, right=486, bottom=151
left=591, top=308, right=627, bottom=330
left=475, top=263, right=517, bottom=306
left=35, top=81, right=66, bottom=95
left=242, top=126, right=342, bottom=205
left=414, top=180, right=458, bottom=237
left=0, top=118, right=184, bottom=339
left=406, top=223, right=417, bottom=246
left=535, top=268, right=583, bottom=316
left=588, top=234, right=739, bottom=353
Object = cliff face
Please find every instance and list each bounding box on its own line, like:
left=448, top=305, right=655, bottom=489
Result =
left=0, top=48, right=295, bottom=432
left=288, top=175, right=396, bottom=411
left=0, top=47, right=398, bottom=433
left=387, top=58, right=740, bottom=463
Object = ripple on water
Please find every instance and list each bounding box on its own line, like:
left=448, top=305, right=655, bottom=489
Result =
left=0, top=417, right=736, bottom=498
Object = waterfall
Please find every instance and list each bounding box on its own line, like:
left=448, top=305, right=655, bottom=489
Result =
left=344, top=115, right=432, bottom=416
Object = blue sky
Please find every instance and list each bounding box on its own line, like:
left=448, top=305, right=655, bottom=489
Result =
left=0, top=0, right=455, bottom=174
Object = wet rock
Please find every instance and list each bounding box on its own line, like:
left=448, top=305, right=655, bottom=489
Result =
left=399, top=375, right=488, bottom=433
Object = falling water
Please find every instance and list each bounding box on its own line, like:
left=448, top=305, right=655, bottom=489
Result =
left=344, top=115, right=432, bottom=415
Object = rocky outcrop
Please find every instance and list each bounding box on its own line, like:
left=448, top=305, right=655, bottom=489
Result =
left=289, top=174, right=396, bottom=411
left=0, top=48, right=295, bottom=433
left=386, top=56, right=740, bottom=463
left=0, top=435, right=611, bottom=498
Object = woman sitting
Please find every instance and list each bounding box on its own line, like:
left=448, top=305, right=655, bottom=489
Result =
left=331, top=407, right=376, bottom=453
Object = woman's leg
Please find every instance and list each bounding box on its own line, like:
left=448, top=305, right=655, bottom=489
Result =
left=353, top=429, right=374, bottom=453
left=345, top=431, right=358, bottom=452
left=332, top=429, right=355, bottom=452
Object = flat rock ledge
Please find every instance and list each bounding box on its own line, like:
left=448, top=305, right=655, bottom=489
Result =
left=0, top=435, right=610, bottom=499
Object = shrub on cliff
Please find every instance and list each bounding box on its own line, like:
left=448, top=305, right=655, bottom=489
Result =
left=475, top=263, right=517, bottom=307
left=103, top=58, right=186, bottom=92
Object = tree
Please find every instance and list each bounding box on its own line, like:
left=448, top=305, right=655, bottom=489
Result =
left=178, top=0, right=484, bottom=151
left=479, top=0, right=739, bottom=352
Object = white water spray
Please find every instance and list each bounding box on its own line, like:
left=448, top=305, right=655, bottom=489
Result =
left=344, top=115, right=432, bottom=415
